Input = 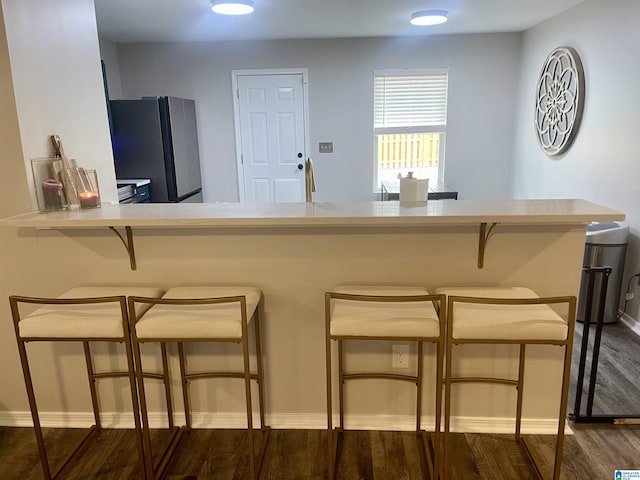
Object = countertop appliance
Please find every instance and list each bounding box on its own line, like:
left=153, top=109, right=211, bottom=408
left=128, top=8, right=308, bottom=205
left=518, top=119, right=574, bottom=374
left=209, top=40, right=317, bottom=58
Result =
left=117, top=179, right=151, bottom=204
left=110, top=96, right=202, bottom=203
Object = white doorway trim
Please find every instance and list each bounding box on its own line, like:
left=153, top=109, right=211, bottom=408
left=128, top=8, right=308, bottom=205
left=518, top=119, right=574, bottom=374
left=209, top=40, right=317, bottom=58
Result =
left=231, top=68, right=310, bottom=203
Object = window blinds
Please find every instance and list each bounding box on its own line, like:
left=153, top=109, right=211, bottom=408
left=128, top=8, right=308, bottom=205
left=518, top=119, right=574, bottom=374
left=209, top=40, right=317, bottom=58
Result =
left=374, top=73, right=448, bottom=130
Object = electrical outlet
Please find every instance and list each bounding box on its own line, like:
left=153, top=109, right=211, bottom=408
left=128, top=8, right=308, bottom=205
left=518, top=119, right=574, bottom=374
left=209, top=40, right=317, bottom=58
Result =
left=627, top=292, right=635, bottom=301
left=392, top=344, right=409, bottom=369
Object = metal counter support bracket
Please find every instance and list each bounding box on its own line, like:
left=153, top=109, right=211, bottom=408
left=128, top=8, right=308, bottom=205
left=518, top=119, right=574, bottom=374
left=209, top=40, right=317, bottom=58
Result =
left=108, top=226, right=137, bottom=271
left=477, top=222, right=497, bottom=269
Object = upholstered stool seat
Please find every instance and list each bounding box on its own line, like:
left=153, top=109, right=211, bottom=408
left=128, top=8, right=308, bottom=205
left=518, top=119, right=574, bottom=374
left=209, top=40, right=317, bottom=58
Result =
left=129, top=286, right=269, bottom=480
left=325, top=285, right=445, bottom=480
left=435, top=286, right=576, bottom=480
left=10, top=285, right=165, bottom=480
left=438, top=287, right=568, bottom=340
left=18, top=286, right=163, bottom=338
left=330, top=285, right=440, bottom=338
left=135, top=286, right=261, bottom=339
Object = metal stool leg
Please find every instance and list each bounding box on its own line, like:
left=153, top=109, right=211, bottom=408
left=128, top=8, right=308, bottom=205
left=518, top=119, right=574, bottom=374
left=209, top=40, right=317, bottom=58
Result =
left=241, top=302, right=257, bottom=480
left=416, top=341, right=423, bottom=431
left=177, top=342, right=191, bottom=431
left=123, top=330, right=149, bottom=479
left=15, top=337, right=52, bottom=479
left=83, top=342, right=102, bottom=430
left=443, top=343, right=454, bottom=479
left=160, top=343, right=174, bottom=429
left=434, top=332, right=443, bottom=479
left=325, top=293, right=335, bottom=480
left=553, top=337, right=574, bottom=480
left=254, top=306, right=267, bottom=429
left=338, top=339, right=345, bottom=431
left=131, top=332, right=155, bottom=479
left=515, top=345, right=526, bottom=440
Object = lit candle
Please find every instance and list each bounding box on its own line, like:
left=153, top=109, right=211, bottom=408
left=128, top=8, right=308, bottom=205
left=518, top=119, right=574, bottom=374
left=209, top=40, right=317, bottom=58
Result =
left=78, top=191, right=100, bottom=208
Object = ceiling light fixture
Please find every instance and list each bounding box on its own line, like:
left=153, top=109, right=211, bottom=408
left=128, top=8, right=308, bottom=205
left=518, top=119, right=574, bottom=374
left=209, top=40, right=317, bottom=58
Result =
left=211, top=0, right=254, bottom=15
left=410, top=9, right=448, bottom=26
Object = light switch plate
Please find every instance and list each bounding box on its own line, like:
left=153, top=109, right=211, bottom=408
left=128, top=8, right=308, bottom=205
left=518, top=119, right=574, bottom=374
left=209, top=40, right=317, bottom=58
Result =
left=319, top=142, right=333, bottom=153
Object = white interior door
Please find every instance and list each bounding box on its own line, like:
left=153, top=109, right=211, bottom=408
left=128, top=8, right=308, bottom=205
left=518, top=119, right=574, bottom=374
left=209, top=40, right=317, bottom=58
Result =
left=235, top=73, right=307, bottom=203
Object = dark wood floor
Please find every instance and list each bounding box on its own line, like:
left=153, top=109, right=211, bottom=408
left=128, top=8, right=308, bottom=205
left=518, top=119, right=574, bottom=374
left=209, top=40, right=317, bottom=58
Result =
left=2, top=424, right=640, bottom=479
left=570, top=321, right=640, bottom=417
left=3, top=323, right=639, bottom=479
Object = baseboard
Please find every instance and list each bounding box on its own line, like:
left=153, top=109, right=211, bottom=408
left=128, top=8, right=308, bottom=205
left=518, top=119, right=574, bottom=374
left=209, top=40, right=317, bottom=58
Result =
left=619, top=311, right=640, bottom=336
left=0, top=411, right=572, bottom=434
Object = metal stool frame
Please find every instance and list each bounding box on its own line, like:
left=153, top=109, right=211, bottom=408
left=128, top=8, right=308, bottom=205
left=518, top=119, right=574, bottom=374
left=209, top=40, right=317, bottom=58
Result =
left=128, top=294, right=270, bottom=480
left=9, top=295, right=148, bottom=480
left=325, top=292, right=445, bottom=480
left=443, top=295, right=577, bottom=480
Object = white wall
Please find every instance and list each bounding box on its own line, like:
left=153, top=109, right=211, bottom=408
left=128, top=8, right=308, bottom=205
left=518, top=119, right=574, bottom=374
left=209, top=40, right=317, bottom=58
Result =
left=115, top=34, right=522, bottom=202
left=2, top=0, right=117, bottom=205
left=511, top=0, right=640, bottom=325
left=0, top=0, right=118, bottom=413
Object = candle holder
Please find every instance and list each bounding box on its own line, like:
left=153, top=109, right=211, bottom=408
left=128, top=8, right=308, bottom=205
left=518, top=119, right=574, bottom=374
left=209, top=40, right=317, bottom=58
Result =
left=71, top=168, right=101, bottom=209
left=30, top=157, right=70, bottom=212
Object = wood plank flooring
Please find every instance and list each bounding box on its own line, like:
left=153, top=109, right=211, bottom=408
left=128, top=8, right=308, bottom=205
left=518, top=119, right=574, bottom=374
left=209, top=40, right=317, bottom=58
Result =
left=2, top=425, right=640, bottom=479
left=570, top=321, right=640, bottom=417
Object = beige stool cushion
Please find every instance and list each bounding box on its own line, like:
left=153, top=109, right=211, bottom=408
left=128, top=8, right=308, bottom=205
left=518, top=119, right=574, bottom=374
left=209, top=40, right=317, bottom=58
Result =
left=435, top=286, right=568, bottom=341
left=18, top=286, right=165, bottom=339
left=329, top=285, right=440, bottom=338
left=135, top=286, right=262, bottom=339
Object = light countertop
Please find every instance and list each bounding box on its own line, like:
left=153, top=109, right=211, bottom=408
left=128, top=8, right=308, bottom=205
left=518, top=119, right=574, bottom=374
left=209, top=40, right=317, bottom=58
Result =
left=116, top=178, right=151, bottom=187
left=0, top=199, right=624, bottom=228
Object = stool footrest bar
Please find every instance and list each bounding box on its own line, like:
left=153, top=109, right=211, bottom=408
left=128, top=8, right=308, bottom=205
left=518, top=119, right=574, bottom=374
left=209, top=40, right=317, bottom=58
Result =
left=185, top=372, right=259, bottom=381
left=142, top=372, right=167, bottom=380
left=92, top=371, right=132, bottom=379
left=450, top=376, right=518, bottom=386
left=342, top=373, right=418, bottom=382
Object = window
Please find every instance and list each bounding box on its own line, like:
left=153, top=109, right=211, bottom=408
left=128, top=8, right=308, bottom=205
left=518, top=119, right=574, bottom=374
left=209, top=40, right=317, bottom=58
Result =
left=374, top=70, right=448, bottom=190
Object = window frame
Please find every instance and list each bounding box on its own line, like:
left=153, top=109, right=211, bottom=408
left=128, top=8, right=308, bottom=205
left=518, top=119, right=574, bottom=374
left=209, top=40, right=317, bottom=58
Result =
left=373, top=68, right=449, bottom=191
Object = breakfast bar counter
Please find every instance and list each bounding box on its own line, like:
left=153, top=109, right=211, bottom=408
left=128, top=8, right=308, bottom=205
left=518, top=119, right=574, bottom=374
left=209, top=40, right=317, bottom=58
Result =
left=1, top=198, right=623, bottom=228
left=0, top=199, right=624, bottom=433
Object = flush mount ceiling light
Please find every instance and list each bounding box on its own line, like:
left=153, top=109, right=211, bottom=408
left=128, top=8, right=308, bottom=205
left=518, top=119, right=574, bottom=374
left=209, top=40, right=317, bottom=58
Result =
left=410, top=9, right=448, bottom=26
left=211, top=0, right=254, bottom=15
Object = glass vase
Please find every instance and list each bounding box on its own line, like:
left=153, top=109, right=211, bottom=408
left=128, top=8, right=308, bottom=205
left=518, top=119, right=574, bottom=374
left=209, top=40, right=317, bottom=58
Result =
left=30, top=157, right=70, bottom=212
left=70, top=168, right=101, bottom=209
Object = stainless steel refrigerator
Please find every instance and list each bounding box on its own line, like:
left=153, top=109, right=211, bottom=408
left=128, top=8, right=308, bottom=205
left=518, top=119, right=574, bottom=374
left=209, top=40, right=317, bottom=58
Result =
left=110, top=96, right=202, bottom=202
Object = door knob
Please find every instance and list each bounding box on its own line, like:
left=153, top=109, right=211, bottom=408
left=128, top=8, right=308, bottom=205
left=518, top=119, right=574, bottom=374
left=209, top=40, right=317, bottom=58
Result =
left=297, top=164, right=303, bottom=170
left=297, top=152, right=303, bottom=158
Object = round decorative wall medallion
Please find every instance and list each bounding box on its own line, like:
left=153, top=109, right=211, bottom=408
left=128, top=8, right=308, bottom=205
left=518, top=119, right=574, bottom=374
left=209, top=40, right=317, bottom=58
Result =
left=534, top=46, right=585, bottom=156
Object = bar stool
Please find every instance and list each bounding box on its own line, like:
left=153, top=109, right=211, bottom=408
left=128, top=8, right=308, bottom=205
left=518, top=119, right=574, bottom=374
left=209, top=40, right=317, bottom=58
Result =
left=435, top=286, right=576, bottom=480
left=325, top=286, right=445, bottom=480
left=9, top=285, right=165, bottom=480
left=128, top=286, right=270, bottom=480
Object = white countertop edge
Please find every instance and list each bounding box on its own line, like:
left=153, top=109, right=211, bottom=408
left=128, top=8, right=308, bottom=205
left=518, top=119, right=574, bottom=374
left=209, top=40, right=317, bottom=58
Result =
left=0, top=199, right=625, bottom=228
left=117, top=179, right=151, bottom=187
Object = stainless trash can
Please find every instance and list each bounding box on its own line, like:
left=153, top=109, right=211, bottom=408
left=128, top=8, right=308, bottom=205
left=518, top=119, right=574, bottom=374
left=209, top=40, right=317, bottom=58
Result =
left=578, top=222, right=629, bottom=324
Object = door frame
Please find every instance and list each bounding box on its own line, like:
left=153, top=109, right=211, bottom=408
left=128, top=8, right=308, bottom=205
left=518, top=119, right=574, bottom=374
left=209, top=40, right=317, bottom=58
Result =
left=231, top=68, right=310, bottom=203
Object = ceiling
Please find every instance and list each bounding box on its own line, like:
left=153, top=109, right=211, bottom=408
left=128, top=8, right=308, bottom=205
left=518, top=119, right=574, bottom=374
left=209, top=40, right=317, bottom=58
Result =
left=95, top=0, right=586, bottom=43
